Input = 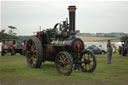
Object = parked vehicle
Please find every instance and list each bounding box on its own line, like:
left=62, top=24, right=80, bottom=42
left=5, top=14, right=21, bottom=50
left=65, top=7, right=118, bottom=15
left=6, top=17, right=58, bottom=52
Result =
left=86, top=45, right=106, bottom=54
left=1, top=40, right=23, bottom=56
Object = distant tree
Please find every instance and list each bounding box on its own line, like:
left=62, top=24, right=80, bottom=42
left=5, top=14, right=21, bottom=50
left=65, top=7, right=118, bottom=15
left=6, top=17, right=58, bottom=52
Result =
left=8, top=26, right=17, bottom=29
left=8, top=26, right=17, bottom=35
left=0, top=28, right=19, bottom=41
left=0, top=29, right=6, bottom=40
left=120, top=35, right=128, bottom=42
left=1, top=29, right=5, bottom=33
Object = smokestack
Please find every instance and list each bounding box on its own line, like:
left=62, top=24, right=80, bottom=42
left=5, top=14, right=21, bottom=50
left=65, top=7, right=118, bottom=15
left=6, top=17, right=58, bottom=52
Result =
left=68, top=5, right=77, bottom=32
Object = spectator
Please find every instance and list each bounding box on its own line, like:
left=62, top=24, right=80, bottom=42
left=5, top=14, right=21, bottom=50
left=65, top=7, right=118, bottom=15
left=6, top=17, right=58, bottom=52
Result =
left=107, top=40, right=113, bottom=64
left=74, top=64, right=80, bottom=71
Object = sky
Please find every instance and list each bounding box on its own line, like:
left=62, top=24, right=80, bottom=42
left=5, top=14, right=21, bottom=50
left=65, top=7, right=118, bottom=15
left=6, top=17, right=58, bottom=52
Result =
left=1, top=0, right=128, bottom=35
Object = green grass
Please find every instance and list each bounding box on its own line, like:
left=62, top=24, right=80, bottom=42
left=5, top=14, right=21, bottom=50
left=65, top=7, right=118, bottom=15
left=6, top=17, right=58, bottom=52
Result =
left=0, top=53, right=128, bottom=85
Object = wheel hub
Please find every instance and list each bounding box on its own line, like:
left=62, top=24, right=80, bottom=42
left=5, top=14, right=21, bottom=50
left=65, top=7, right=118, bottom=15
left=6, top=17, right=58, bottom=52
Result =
left=85, top=60, right=90, bottom=64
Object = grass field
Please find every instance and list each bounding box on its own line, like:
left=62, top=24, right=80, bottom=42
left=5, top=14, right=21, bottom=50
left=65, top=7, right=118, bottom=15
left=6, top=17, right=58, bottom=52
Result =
left=0, top=53, right=128, bottom=85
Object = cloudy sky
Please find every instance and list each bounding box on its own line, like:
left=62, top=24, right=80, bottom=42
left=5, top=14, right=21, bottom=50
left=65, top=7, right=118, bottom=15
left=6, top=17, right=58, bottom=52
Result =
left=1, top=0, right=128, bottom=35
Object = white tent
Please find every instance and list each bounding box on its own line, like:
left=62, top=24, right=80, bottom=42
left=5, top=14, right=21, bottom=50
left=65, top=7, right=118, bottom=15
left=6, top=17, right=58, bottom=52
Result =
left=115, top=42, right=123, bottom=48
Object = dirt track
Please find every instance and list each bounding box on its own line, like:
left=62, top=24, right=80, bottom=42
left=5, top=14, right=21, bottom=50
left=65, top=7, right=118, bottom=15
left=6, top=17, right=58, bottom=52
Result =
left=78, top=36, right=115, bottom=41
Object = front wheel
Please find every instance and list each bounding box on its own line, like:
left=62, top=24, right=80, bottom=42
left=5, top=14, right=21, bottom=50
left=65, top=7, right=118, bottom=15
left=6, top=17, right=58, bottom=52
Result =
left=55, top=51, right=73, bottom=76
left=80, top=49, right=96, bottom=72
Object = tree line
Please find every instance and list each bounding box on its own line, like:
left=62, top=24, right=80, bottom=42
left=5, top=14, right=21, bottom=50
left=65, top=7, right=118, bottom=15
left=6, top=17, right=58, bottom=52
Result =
left=0, top=26, right=19, bottom=41
left=0, top=26, right=128, bottom=42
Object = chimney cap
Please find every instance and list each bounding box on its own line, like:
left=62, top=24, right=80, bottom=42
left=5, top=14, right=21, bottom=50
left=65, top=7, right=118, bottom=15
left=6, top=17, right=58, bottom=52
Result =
left=68, top=5, right=77, bottom=12
left=68, top=5, right=76, bottom=8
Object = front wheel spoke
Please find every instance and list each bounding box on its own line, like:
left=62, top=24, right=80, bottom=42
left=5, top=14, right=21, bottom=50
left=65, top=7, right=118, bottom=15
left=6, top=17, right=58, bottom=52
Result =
left=63, top=67, right=68, bottom=72
left=63, top=57, right=68, bottom=62
left=64, top=59, right=69, bottom=64
left=83, top=64, right=87, bottom=69
left=87, top=64, right=91, bottom=70
left=90, top=59, right=94, bottom=62
left=89, top=55, right=93, bottom=59
left=88, top=64, right=91, bottom=69
left=88, top=54, right=90, bottom=59
left=59, top=55, right=63, bottom=61
left=89, top=64, right=93, bottom=68
left=81, top=63, right=85, bottom=66
left=86, top=64, right=89, bottom=70
left=65, top=65, right=70, bottom=69
left=61, top=55, right=65, bottom=60
left=89, top=62, right=94, bottom=66
left=81, top=58, right=84, bottom=61
left=90, top=62, right=94, bottom=66
left=58, top=58, right=64, bottom=63
left=84, top=54, right=88, bottom=59
left=63, top=65, right=69, bottom=72
left=83, top=55, right=86, bottom=59
left=60, top=67, right=65, bottom=73
left=58, top=65, right=64, bottom=73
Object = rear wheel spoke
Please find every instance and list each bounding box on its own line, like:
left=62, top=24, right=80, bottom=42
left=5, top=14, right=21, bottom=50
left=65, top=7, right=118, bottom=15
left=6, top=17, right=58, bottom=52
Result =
left=28, top=43, right=32, bottom=48
left=28, top=57, right=33, bottom=62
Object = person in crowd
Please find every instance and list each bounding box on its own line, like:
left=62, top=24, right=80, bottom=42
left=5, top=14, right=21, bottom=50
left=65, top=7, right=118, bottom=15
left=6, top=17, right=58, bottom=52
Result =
left=107, top=40, right=113, bottom=64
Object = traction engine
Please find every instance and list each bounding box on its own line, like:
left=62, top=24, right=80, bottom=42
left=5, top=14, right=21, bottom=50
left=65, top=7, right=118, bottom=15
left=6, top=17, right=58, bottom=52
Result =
left=26, top=6, right=97, bottom=76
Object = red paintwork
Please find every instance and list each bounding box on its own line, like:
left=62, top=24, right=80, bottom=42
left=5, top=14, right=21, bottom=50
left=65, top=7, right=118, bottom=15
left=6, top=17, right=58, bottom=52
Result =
left=2, top=44, right=15, bottom=49
left=73, top=40, right=83, bottom=52
left=36, top=32, right=42, bottom=38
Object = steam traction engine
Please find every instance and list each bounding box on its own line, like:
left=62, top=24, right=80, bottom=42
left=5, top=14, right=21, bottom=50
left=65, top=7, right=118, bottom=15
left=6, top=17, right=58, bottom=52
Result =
left=26, top=6, right=96, bottom=76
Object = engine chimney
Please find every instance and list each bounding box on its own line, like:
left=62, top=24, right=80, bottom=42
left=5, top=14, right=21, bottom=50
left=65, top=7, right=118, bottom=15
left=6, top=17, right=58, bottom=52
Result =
left=68, top=5, right=77, bottom=32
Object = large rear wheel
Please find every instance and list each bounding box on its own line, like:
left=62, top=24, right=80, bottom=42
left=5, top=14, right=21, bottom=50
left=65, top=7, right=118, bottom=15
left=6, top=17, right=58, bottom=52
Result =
left=80, top=50, right=96, bottom=72
left=55, top=51, right=73, bottom=76
left=26, top=37, right=43, bottom=68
